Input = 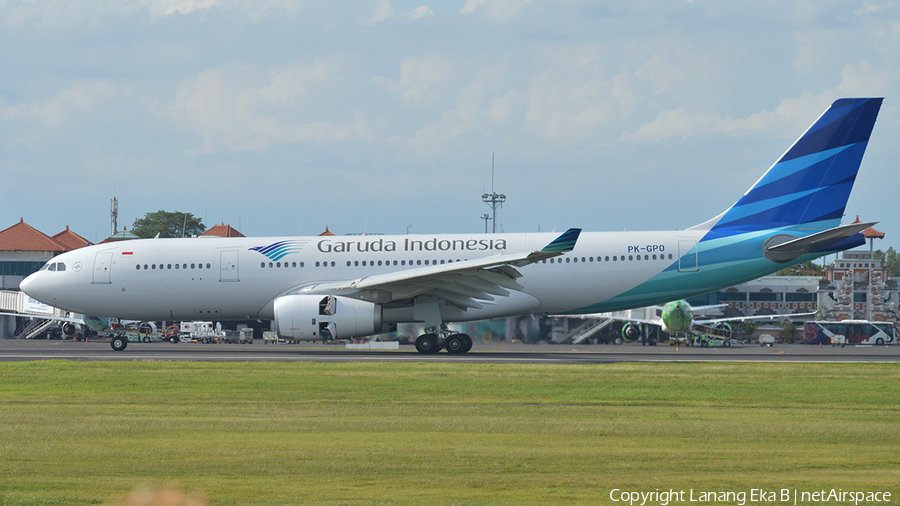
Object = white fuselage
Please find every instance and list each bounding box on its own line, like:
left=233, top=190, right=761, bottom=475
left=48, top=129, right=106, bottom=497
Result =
left=21, top=230, right=706, bottom=324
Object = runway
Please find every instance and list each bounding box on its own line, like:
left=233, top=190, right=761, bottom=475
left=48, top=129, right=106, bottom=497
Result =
left=1, top=339, right=899, bottom=363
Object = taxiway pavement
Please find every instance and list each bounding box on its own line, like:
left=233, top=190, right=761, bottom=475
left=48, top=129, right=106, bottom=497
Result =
left=1, top=339, right=898, bottom=363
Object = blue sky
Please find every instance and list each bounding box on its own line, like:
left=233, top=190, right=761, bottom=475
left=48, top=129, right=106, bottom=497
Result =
left=2, top=0, right=898, bottom=254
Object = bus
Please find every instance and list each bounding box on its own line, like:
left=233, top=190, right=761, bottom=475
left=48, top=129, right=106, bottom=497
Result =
left=803, top=321, right=896, bottom=345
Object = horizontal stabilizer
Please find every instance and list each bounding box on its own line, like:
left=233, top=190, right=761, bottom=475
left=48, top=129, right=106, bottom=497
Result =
left=764, top=221, right=876, bottom=263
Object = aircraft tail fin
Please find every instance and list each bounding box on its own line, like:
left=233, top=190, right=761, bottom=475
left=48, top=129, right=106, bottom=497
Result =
left=696, top=97, right=883, bottom=240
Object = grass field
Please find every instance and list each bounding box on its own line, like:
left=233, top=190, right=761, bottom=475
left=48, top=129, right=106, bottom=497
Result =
left=1, top=361, right=898, bottom=505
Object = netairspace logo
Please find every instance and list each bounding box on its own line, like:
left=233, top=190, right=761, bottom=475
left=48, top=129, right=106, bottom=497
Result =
left=608, top=488, right=892, bottom=506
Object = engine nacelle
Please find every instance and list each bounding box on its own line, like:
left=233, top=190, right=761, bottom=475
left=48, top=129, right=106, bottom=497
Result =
left=274, top=294, right=381, bottom=341
left=621, top=322, right=641, bottom=342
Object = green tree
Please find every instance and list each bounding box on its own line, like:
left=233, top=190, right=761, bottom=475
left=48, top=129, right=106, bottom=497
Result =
left=131, top=211, right=205, bottom=239
left=776, top=260, right=825, bottom=277
left=780, top=321, right=799, bottom=344
left=873, top=247, right=900, bottom=277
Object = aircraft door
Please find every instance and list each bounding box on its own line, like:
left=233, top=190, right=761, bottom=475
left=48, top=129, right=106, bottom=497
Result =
left=92, top=251, right=113, bottom=284
left=220, top=250, right=239, bottom=282
left=677, top=240, right=699, bottom=272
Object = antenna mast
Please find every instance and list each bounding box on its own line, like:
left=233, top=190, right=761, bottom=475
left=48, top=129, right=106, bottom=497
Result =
left=110, top=197, right=118, bottom=236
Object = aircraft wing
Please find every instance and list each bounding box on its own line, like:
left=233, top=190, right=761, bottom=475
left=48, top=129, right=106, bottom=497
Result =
left=0, top=311, right=84, bottom=324
left=296, top=228, right=581, bottom=310
left=696, top=311, right=816, bottom=325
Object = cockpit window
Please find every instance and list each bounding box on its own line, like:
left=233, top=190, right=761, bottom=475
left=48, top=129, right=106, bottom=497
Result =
left=47, top=263, right=56, bottom=272
left=56, top=262, right=66, bottom=272
left=40, top=263, right=51, bottom=271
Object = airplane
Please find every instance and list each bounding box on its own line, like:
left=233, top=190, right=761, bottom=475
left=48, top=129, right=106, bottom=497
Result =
left=560, top=299, right=814, bottom=345
left=20, top=97, right=883, bottom=354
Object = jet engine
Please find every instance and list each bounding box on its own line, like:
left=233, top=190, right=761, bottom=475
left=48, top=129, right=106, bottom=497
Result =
left=274, top=294, right=381, bottom=341
left=621, top=322, right=641, bottom=342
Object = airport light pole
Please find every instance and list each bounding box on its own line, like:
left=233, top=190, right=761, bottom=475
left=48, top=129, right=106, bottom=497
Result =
left=481, top=153, right=505, bottom=234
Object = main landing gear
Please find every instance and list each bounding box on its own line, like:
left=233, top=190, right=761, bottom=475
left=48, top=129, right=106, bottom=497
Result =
left=415, top=331, right=473, bottom=354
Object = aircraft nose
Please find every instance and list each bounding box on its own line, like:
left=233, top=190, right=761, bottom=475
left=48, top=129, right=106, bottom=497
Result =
left=19, top=272, right=37, bottom=296
left=19, top=271, right=54, bottom=305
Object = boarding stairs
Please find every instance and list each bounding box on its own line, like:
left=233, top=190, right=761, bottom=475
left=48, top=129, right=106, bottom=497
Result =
left=16, top=318, right=56, bottom=340
left=558, top=318, right=614, bottom=344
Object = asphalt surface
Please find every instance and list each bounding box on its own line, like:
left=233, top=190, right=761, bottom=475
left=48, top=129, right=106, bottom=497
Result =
left=1, top=338, right=899, bottom=363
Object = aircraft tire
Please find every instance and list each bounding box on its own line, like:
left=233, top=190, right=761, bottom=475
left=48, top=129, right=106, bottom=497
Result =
left=111, top=336, right=127, bottom=352
left=444, top=334, right=467, bottom=354
left=614, top=337, right=623, bottom=345
left=415, top=334, right=440, bottom=354
left=460, top=333, right=473, bottom=353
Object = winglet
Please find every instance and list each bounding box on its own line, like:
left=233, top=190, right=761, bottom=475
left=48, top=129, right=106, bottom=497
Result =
left=540, top=228, right=581, bottom=253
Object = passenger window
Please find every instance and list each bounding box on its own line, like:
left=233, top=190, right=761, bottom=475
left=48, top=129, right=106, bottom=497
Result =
left=175, top=264, right=180, bottom=269
left=261, top=263, right=265, bottom=268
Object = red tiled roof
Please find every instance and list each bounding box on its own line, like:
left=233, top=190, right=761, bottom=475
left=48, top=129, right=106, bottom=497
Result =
left=52, top=226, right=91, bottom=250
left=319, top=226, right=335, bottom=236
left=201, top=223, right=245, bottom=238
left=0, top=219, right=66, bottom=252
left=851, top=215, right=885, bottom=239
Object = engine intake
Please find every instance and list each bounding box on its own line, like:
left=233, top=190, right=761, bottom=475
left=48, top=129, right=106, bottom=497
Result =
left=274, top=294, right=381, bottom=341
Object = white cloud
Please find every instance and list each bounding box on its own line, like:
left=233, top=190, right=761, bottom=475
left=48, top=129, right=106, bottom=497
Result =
left=171, top=60, right=372, bottom=154
left=459, top=0, right=486, bottom=15
left=373, top=54, right=455, bottom=107
left=410, top=5, right=433, bottom=19
left=139, top=0, right=218, bottom=17
left=459, top=0, right=530, bottom=20
left=366, top=0, right=392, bottom=25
